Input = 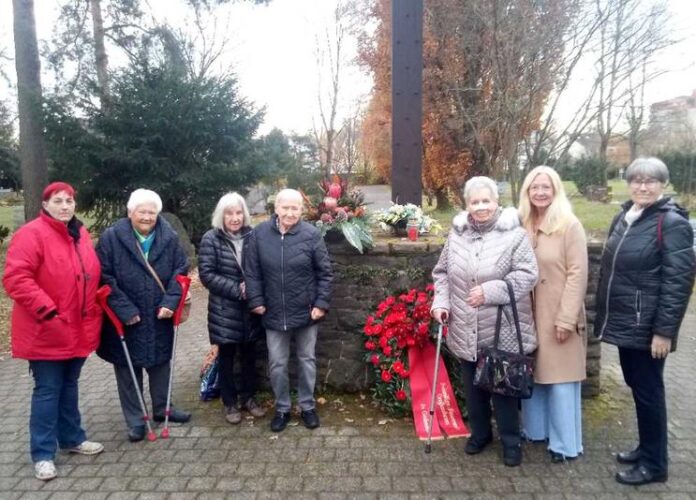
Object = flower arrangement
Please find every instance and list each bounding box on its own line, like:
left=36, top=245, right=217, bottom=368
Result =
left=374, top=203, right=442, bottom=235
left=363, top=284, right=435, bottom=417
left=303, top=176, right=373, bottom=253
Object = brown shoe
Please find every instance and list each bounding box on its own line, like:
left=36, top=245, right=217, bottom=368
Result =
left=243, top=399, right=267, bottom=418
left=225, top=405, right=242, bottom=424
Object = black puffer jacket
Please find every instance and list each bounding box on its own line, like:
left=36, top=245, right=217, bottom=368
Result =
left=595, top=198, right=695, bottom=351
left=245, top=216, right=332, bottom=331
left=198, top=227, right=262, bottom=345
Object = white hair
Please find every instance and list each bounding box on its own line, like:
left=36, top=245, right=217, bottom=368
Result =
left=127, top=188, right=162, bottom=213
left=275, top=188, right=303, bottom=205
left=463, top=176, right=499, bottom=202
left=211, top=192, right=251, bottom=229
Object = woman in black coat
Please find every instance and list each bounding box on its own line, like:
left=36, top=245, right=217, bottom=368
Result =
left=97, top=189, right=190, bottom=442
left=198, top=192, right=265, bottom=424
left=595, top=157, right=695, bottom=486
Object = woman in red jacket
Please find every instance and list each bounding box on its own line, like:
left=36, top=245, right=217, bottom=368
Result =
left=3, top=182, right=104, bottom=481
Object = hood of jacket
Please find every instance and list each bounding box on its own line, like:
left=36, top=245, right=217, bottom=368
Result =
left=452, top=207, right=521, bottom=235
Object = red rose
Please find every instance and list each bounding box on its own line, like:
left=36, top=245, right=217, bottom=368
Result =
left=395, top=389, right=407, bottom=401
left=370, top=354, right=380, bottom=366
left=381, top=370, right=392, bottom=382
left=382, top=345, right=392, bottom=356
left=425, top=283, right=435, bottom=292
left=365, top=341, right=376, bottom=351
left=393, top=360, right=405, bottom=374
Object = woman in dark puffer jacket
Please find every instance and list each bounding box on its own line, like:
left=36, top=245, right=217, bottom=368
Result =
left=595, top=157, right=695, bottom=486
left=198, top=193, right=265, bottom=424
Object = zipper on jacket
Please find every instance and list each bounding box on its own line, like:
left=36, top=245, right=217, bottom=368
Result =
left=280, top=233, right=287, bottom=331
left=598, top=225, right=631, bottom=339
left=75, top=241, right=88, bottom=318
left=635, top=290, right=642, bottom=326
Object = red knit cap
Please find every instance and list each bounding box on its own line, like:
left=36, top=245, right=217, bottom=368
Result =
left=42, top=182, right=76, bottom=201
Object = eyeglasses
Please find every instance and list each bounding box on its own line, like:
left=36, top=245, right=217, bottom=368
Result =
left=629, top=178, right=661, bottom=188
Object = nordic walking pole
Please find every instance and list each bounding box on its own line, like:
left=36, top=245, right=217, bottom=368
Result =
left=425, top=322, right=446, bottom=454
left=96, top=285, right=157, bottom=442
left=160, top=275, right=192, bottom=439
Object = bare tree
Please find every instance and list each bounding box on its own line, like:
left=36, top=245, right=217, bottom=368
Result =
left=593, top=0, right=671, bottom=180
left=12, top=0, right=48, bottom=219
left=313, top=1, right=354, bottom=179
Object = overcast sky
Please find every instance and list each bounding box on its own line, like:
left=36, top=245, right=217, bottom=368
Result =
left=1, top=0, right=695, bottom=135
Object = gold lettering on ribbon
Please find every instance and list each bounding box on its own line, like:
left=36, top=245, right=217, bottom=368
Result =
left=436, top=382, right=461, bottom=430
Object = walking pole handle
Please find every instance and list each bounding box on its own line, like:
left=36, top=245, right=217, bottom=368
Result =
left=173, top=275, right=191, bottom=327
left=96, top=285, right=125, bottom=336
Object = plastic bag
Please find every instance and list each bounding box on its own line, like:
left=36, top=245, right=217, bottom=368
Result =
left=199, top=346, right=220, bottom=401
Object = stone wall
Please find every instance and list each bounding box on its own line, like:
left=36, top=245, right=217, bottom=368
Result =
left=316, top=236, right=604, bottom=398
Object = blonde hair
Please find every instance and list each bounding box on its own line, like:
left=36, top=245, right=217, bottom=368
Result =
left=518, top=166, right=574, bottom=234
left=211, top=192, right=251, bottom=229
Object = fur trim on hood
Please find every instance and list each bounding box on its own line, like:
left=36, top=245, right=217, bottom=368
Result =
left=452, top=207, right=521, bottom=234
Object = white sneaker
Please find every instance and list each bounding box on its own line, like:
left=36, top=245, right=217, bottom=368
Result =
left=34, top=460, right=57, bottom=481
left=67, top=440, right=104, bottom=455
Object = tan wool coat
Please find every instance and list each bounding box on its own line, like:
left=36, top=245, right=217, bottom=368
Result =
left=530, top=214, right=588, bottom=384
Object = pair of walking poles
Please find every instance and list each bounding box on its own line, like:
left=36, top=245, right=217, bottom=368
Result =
left=96, top=275, right=192, bottom=442
left=424, top=321, right=447, bottom=454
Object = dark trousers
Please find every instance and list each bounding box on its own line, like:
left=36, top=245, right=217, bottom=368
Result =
left=461, top=360, right=521, bottom=449
left=114, top=361, right=170, bottom=429
left=218, top=342, right=258, bottom=407
left=29, top=358, right=87, bottom=461
left=618, top=347, right=668, bottom=475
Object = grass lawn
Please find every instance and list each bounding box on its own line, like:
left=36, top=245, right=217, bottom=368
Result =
left=426, top=179, right=635, bottom=240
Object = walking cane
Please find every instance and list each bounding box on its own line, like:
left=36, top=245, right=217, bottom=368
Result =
left=160, top=274, right=192, bottom=439
left=425, top=322, right=447, bottom=454
left=96, top=285, right=157, bottom=442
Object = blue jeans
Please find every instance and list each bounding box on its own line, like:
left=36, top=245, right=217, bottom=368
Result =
left=266, top=325, right=318, bottom=413
left=29, top=358, right=87, bottom=462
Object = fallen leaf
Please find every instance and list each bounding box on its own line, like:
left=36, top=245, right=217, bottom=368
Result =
left=344, top=418, right=354, bottom=423
left=317, top=397, right=327, bottom=405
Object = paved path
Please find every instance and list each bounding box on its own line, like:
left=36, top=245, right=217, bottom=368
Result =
left=1, top=289, right=695, bottom=499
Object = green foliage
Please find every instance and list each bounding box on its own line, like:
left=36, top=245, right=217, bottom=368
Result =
left=565, top=157, right=609, bottom=194
left=660, top=151, right=696, bottom=195
left=0, top=101, right=20, bottom=191
left=0, top=225, right=10, bottom=244
left=44, top=60, right=264, bottom=242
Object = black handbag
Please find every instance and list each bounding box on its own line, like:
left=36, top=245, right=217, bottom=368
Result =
left=473, top=281, right=535, bottom=399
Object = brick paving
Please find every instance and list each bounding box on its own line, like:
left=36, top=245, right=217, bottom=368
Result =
left=1, top=288, right=695, bottom=499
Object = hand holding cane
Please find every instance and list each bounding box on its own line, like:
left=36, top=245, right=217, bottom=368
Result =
left=96, top=285, right=157, bottom=442
left=425, top=322, right=447, bottom=454
left=160, top=275, right=192, bottom=439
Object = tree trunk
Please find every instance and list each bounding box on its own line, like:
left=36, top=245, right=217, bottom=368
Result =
left=13, top=0, right=48, bottom=220
left=598, top=134, right=609, bottom=185
left=90, top=0, right=110, bottom=108
left=434, top=187, right=450, bottom=210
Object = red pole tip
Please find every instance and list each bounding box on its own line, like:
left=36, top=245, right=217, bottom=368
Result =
left=147, top=431, right=157, bottom=441
left=160, top=428, right=170, bottom=439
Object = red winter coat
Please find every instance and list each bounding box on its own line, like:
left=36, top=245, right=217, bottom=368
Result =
left=3, top=211, right=102, bottom=360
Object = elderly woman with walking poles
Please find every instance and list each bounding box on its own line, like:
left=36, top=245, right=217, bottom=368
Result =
left=595, top=157, right=695, bottom=486
left=96, top=189, right=191, bottom=443
left=518, top=166, right=588, bottom=463
left=245, top=188, right=333, bottom=432
left=199, top=192, right=266, bottom=424
left=3, top=182, right=104, bottom=481
left=431, top=176, right=538, bottom=467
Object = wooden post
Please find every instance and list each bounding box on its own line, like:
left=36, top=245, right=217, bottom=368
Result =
left=391, top=0, right=423, bottom=205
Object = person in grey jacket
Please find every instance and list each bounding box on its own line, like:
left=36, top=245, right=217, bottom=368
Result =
left=245, top=188, right=333, bottom=432
left=431, top=176, right=538, bottom=467
left=198, top=193, right=265, bottom=425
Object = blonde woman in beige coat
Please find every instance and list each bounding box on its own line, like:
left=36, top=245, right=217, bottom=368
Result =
left=518, top=166, right=588, bottom=463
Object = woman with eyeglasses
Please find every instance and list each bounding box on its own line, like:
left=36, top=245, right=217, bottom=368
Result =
left=595, top=157, right=695, bottom=486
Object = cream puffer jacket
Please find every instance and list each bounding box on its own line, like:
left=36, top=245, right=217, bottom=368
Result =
left=431, top=207, right=538, bottom=362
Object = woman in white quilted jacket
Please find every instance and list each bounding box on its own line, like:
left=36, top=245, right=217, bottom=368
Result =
left=431, top=176, right=538, bottom=467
